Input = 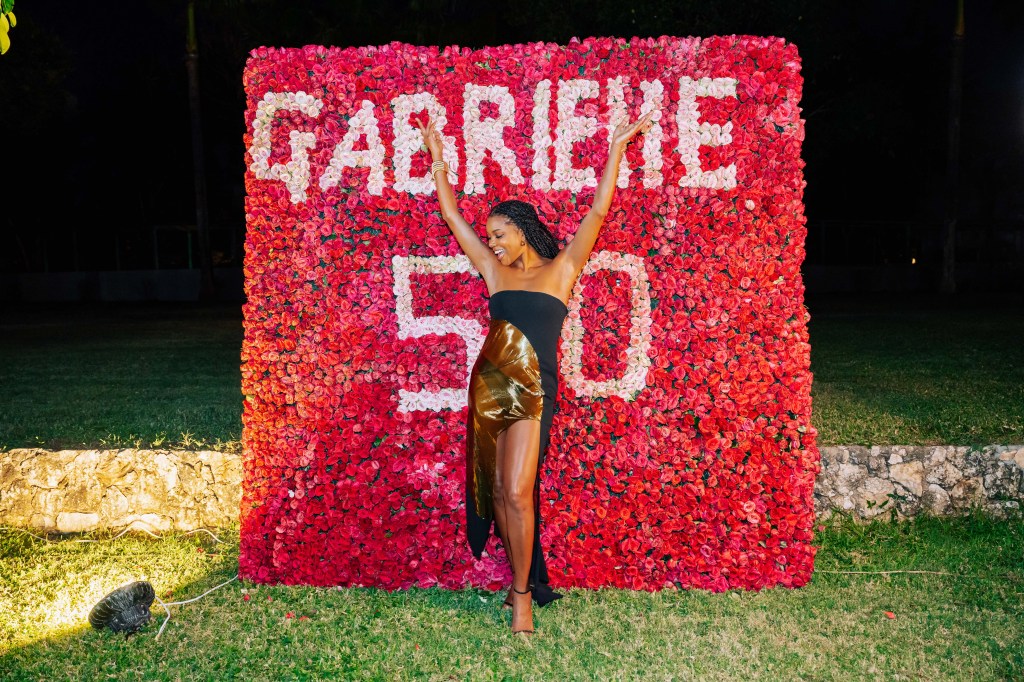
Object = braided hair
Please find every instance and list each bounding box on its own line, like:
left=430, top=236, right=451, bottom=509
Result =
left=488, top=200, right=560, bottom=259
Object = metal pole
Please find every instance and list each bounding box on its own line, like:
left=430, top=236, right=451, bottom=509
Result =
left=940, top=0, right=964, bottom=293
left=186, top=0, right=215, bottom=297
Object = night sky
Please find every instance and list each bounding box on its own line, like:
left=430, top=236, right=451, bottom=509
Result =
left=2, top=0, right=1022, bottom=277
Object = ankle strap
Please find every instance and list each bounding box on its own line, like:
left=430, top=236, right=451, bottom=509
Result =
left=512, top=585, right=532, bottom=595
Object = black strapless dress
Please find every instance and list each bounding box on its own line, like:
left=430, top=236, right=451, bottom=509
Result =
left=465, top=289, right=567, bottom=607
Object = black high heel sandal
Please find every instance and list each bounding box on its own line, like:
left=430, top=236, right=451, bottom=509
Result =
left=510, top=585, right=534, bottom=635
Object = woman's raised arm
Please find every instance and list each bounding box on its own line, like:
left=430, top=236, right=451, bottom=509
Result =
left=417, top=116, right=499, bottom=282
left=556, top=112, right=654, bottom=277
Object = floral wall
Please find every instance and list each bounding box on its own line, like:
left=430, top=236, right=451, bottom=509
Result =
left=240, top=36, right=818, bottom=592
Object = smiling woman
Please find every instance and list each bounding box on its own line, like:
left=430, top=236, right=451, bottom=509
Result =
left=417, top=107, right=652, bottom=635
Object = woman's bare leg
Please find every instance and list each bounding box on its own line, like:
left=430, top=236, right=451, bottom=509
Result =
left=497, top=418, right=541, bottom=633
left=492, top=429, right=509, bottom=586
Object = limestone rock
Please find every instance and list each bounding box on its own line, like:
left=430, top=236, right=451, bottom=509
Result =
left=866, top=454, right=888, bottom=475
left=950, top=476, right=985, bottom=509
left=984, top=461, right=1024, bottom=501
left=100, top=487, right=130, bottom=519
left=925, top=447, right=948, bottom=468
left=889, top=461, right=925, bottom=497
left=858, top=477, right=896, bottom=518
left=1, top=448, right=242, bottom=533
left=56, top=511, right=99, bottom=533
left=922, top=484, right=951, bottom=514
left=834, top=462, right=867, bottom=494
left=1013, top=447, right=1024, bottom=469
left=925, top=461, right=964, bottom=487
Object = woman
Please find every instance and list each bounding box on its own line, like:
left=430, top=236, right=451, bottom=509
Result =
left=417, top=110, right=652, bottom=635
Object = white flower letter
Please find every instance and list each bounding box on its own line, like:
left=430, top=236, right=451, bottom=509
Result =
left=553, top=79, right=600, bottom=192
left=560, top=251, right=652, bottom=400
left=638, top=79, right=665, bottom=189
left=392, top=255, right=485, bottom=412
left=606, top=78, right=666, bottom=189
left=391, top=92, right=458, bottom=195
left=676, top=77, right=738, bottom=190
left=248, top=90, right=324, bottom=204
left=530, top=79, right=553, bottom=191
left=606, top=77, right=630, bottom=188
left=462, top=84, right=524, bottom=195
left=320, top=100, right=387, bottom=196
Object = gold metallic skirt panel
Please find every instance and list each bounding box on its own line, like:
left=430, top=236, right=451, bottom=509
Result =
left=467, top=319, right=544, bottom=520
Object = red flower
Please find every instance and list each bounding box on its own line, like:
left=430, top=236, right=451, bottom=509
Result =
left=239, top=36, right=816, bottom=594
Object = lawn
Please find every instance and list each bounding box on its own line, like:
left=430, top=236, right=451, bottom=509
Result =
left=0, top=303, right=243, bottom=453
left=1, top=295, right=1022, bottom=452
left=1, top=297, right=1021, bottom=679
left=806, top=293, right=1024, bottom=446
left=0, top=515, right=1021, bottom=680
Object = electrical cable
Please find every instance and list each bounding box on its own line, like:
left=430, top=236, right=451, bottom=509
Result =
left=153, top=574, right=239, bottom=639
left=1, top=524, right=225, bottom=544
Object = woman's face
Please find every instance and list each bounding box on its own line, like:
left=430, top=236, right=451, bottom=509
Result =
left=485, top=215, right=526, bottom=266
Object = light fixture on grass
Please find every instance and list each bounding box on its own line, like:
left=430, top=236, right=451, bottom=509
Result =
left=88, top=581, right=156, bottom=636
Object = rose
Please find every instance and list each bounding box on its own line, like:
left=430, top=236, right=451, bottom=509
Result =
left=239, top=35, right=816, bottom=592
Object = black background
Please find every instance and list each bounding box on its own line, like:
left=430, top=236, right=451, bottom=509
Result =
left=1, top=0, right=1021, bottom=285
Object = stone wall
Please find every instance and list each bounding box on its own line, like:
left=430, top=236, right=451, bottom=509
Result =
left=816, top=445, right=1024, bottom=519
left=1, top=445, right=1022, bottom=532
left=0, top=449, right=239, bottom=532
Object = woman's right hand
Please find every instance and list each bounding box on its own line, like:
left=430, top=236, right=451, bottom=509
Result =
left=610, top=111, right=655, bottom=151
left=415, top=116, right=444, bottom=161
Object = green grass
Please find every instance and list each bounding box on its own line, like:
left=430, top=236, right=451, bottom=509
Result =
left=0, top=295, right=1022, bottom=451
left=0, top=303, right=244, bottom=453
left=0, top=515, right=1021, bottom=680
left=807, top=294, right=1024, bottom=446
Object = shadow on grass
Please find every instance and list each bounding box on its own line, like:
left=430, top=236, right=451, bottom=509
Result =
left=806, top=296, right=1024, bottom=445
left=0, top=302, right=245, bottom=452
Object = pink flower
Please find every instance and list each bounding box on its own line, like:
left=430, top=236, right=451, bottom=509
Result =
left=240, top=35, right=815, bottom=594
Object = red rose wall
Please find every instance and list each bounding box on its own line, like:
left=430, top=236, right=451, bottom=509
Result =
left=240, top=36, right=818, bottom=592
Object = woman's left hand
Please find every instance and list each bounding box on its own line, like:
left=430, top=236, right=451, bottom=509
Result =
left=610, top=111, right=655, bottom=150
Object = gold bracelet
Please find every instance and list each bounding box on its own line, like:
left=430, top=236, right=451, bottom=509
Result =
left=431, top=160, right=447, bottom=179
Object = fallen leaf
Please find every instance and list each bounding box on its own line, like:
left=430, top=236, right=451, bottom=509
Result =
left=884, top=611, right=896, bottom=619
